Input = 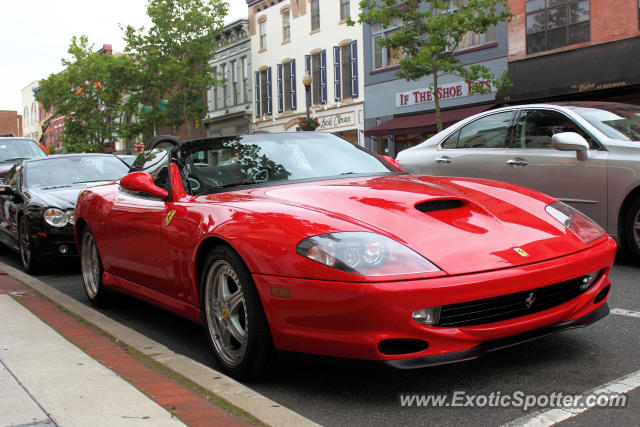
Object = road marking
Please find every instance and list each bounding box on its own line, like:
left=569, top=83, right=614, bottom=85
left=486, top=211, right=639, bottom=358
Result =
left=611, top=308, right=640, bottom=318
left=503, top=369, right=640, bottom=427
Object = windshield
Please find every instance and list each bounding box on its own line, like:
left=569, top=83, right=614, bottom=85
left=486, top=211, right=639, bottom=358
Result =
left=0, top=139, right=46, bottom=162
left=180, top=134, right=397, bottom=195
left=24, top=156, right=130, bottom=189
left=570, top=104, right=640, bottom=141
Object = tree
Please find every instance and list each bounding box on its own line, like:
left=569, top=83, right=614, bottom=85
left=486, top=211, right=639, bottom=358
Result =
left=123, top=0, right=228, bottom=140
left=353, top=0, right=513, bottom=131
left=36, top=36, right=138, bottom=152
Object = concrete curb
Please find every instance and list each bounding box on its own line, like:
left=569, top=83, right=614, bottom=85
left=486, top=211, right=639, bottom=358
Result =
left=0, top=260, right=319, bottom=427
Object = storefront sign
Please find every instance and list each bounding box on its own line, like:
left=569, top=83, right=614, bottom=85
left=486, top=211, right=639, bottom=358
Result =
left=396, top=80, right=497, bottom=108
left=316, top=112, right=355, bottom=130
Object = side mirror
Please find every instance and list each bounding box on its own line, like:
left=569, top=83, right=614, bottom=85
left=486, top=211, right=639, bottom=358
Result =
left=120, top=172, right=169, bottom=199
left=551, top=132, right=589, bottom=161
left=382, top=155, right=404, bottom=172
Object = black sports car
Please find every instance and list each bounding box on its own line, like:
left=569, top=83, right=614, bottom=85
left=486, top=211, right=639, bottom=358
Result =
left=0, top=154, right=130, bottom=272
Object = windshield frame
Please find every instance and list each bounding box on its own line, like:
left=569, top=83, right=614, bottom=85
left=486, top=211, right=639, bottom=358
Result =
left=172, top=134, right=403, bottom=196
left=23, top=155, right=130, bottom=190
left=568, top=104, right=640, bottom=142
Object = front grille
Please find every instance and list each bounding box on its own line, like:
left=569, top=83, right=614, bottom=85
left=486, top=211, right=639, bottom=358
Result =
left=437, top=274, right=597, bottom=327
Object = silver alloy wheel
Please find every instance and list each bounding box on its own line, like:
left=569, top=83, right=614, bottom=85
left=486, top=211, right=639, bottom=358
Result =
left=18, top=218, right=31, bottom=267
left=81, top=232, right=101, bottom=299
left=204, top=260, right=248, bottom=368
left=634, top=208, right=640, bottom=249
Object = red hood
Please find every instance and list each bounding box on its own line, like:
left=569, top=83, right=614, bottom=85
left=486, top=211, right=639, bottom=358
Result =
left=202, top=175, right=604, bottom=276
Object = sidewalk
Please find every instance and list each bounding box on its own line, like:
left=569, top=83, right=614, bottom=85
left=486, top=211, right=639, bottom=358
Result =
left=0, top=272, right=250, bottom=427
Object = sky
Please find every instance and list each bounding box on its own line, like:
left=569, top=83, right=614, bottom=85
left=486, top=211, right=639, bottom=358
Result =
left=0, top=0, right=247, bottom=113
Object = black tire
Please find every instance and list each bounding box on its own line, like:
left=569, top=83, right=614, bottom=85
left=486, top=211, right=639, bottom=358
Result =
left=80, top=228, right=110, bottom=306
left=18, top=216, right=41, bottom=274
left=622, top=197, right=640, bottom=263
left=200, top=245, right=273, bottom=380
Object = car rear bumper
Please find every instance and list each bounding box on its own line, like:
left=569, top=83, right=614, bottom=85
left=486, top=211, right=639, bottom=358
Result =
left=252, top=237, right=616, bottom=364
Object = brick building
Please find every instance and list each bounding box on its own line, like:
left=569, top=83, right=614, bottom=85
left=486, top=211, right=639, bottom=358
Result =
left=498, top=0, right=640, bottom=105
left=0, top=111, right=22, bottom=136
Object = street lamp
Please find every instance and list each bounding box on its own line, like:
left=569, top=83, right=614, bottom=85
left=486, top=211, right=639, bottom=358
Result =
left=302, top=71, right=312, bottom=122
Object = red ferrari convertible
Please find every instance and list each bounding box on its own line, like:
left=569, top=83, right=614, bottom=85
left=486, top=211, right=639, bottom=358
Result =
left=75, top=133, right=616, bottom=379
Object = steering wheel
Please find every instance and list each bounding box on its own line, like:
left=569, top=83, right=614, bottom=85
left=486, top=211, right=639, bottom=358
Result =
left=187, top=177, right=201, bottom=192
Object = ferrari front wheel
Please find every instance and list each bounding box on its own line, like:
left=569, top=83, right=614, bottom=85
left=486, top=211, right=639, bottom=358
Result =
left=201, top=246, right=272, bottom=380
left=80, top=228, right=109, bottom=306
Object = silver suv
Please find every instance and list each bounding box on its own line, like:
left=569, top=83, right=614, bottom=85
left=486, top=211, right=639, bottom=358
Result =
left=397, top=102, right=640, bottom=262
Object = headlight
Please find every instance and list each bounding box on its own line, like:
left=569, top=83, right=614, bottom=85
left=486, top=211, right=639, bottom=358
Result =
left=296, top=232, right=441, bottom=276
left=545, top=202, right=605, bottom=243
left=43, top=208, right=74, bottom=227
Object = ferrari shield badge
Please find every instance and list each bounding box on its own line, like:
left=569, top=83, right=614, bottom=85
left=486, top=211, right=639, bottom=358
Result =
left=514, top=248, right=529, bottom=257
left=165, top=210, right=176, bottom=227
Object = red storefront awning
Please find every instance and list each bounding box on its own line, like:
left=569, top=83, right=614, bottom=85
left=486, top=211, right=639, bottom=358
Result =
left=365, top=104, right=494, bottom=136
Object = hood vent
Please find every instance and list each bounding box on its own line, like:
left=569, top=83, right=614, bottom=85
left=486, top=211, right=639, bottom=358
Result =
left=415, top=199, right=463, bottom=213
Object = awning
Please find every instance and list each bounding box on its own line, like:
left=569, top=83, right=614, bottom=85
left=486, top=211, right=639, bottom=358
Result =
left=497, top=37, right=640, bottom=104
left=364, top=104, right=494, bottom=137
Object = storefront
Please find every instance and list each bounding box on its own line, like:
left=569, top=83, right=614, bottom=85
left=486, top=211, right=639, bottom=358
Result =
left=496, top=37, right=640, bottom=106
left=363, top=76, right=502, bottom=156
left=253, top=102, right=365, bottom=145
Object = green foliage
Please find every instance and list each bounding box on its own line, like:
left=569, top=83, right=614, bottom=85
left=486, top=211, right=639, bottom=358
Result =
left=123, top=0, right=228, bottom=140
left=355, top=0, right=513, bottom=131
left=36, top=36, right=138, bottom=152
left=35, top=0, right=229, bottom=153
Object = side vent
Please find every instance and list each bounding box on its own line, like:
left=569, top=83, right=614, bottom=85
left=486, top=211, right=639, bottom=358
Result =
left=415, top=199, right=463, bottom=213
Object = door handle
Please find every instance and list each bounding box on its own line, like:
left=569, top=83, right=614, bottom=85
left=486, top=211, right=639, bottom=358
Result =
left=435, top=156, right=452, bottom=165
left=506, top=159, right=528, bottom=167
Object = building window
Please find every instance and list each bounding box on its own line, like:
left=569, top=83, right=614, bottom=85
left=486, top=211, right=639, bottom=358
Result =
left=260, top=69, right=269, bottom=116
left=282, top=10, right=290, bottom=42
left=442, top=0, right=497, bottom=51
left=526, top=0, right=590, bottom=54
left=222, top=63, right=228, bottom=107
left=212, top=66, right=218, bottom=109
left=311, top=53, right=322, bottom=104
left=340, top=0, right=350, bottom=21
left=259, top=19, right=267, bottom=50
left=340, top=45, right=352, bottom=99
left=372, top=19, right=402, bottom=70
left=311, top=0, right=320, bottom=31
left=242, top=57, right=248, bottom=103
left=231, top=60, right=238, bottom=105
left=283, top=61, right=292, bottom=111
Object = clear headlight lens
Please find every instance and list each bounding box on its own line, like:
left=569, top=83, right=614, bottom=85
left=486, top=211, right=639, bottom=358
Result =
left=545, top=202, right=605, bottom=243
left=296, top=232, right=441, bottom=276
left=44, top=208, right=74, bottom=227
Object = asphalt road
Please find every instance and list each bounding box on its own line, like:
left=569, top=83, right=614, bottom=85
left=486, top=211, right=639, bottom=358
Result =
left=1, top=248, right=638, bottom=427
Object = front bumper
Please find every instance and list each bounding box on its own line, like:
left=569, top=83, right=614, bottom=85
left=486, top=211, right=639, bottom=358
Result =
left=386, top=302, right=609, bottom=369
left=252, top=237, right=616, bottom=365
left=33, top=231, right=78, bottom=257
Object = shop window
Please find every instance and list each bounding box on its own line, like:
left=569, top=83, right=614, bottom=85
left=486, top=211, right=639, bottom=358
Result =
left=526, top=0, right=590, bottom=54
